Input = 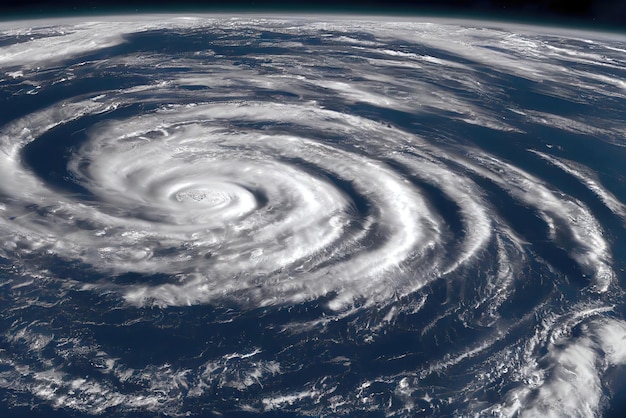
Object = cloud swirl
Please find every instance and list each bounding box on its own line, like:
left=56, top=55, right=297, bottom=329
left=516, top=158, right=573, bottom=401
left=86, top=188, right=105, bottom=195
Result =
left=0, top=15, right=625, bottom=417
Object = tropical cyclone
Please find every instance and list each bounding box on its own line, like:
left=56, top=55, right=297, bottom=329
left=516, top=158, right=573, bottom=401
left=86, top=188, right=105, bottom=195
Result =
left=0, top=15, right=625, bottom=417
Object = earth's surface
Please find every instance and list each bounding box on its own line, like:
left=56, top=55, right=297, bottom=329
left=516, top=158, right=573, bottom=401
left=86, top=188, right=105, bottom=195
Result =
left=0, top=14, right=626, bottom=417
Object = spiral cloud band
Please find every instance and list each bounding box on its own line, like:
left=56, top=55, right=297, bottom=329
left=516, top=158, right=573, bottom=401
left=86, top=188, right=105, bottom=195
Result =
left=1, top=15, right=626, bottom=417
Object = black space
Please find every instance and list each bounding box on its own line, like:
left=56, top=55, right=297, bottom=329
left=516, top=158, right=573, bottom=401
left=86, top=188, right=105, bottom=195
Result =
left=0, top=0, right=624, bottom=31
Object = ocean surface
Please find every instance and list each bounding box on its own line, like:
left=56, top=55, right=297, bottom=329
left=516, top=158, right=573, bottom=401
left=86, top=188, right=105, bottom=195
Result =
left=0, top=15, right=626, bottom=417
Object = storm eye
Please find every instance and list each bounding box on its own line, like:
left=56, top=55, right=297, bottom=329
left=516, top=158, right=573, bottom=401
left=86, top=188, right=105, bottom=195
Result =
left=175, top=189, right=228, bottom=205
left=175, top=189, right=209, bottom=202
